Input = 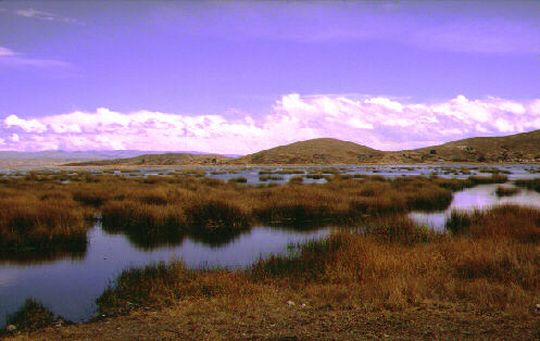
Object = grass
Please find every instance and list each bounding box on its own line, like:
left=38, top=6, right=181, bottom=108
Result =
left=228, top=176, right=247, bottom=183
left=288, top=175, right=303, bottom=184
left=0, top=187, right=89, bottom=256
left=95, top=205, right=540, bottom=321
left=467, top=174, right=508, bottom=185
left=5, top=298, right=58, bottom=332
left=495, top=186, right=520, bottom=197
left=445, top=205, right=540, bottom=242
left=96, top=261, right=249, bottom=316
left=515, top=178, right=540, bottom=192
left=2, top=171, right=539, bottom=338
left=258, top=175, right=284, bottom=181
left=0, top=172, right=468, bottom=252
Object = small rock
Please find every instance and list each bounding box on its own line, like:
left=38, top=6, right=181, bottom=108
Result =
left=535, top=303, right=540, bottom=310
left=287, top=300, right=295, bottom=306
left=6, top=324, right=16, bottom=332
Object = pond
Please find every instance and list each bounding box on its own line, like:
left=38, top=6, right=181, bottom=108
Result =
left=409, top=183, right=540, bottom=230
left=0, top=224, right=330, bottom=326
left=1, top=164, right=539, bottom=327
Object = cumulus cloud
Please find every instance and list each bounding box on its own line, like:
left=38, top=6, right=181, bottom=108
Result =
left=1, top=94, right=540, bottom=153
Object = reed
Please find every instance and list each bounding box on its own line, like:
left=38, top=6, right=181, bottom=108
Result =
left=5, top=298, right=58, bottom=331
left=96, top=261, right=247, bottom=316
left=96, top=205, right=540, bottom=319
left=0, top=192, right=89, bottom=254
left=515, top=178, right=540, bottom=192
left=495, top=186, right=520, bottom=197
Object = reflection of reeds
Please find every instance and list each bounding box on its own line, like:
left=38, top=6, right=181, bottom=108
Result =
left=515, top=178, right=540, bottom=192
left=96, top=205, right=540, bottom=320
left=1, top=173, right=465, bottom=253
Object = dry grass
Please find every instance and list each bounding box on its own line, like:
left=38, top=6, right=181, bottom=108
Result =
left=0, top=173, right=471, bottom=252
left=95, top=204, right=540, bottom=320
left=2, top=172, right=539, bottom=339
left=5, top=299, right=58, bottom=332
left=0, top=186, right=89, bottom=255
left=495, top=186, right=520, bottom=197
left=516, top=178, right=540, bottom=192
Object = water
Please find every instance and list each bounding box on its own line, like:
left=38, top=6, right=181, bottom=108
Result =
left=4, top=164, right=540, bottom=183
left=1, top=164, right=539, bottom=326
left=120, top=164, right=540, bottom=183
left=409, top=183, right=540, bottom=230
left=0, top=224, right=330, bottom=326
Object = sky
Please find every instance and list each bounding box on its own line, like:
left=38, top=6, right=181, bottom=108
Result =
left=0, top=1, right=539, bottom=154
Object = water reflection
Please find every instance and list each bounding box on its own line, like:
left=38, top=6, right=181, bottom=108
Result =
left=409, top=183, right=540, bottom=230
left=0, top=248, right=86, bottom=266
left=0, top=223, right=330, bottom=326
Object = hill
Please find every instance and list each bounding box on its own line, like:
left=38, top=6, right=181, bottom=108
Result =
left=0, top=150, right=169, bottom=168
left=61, top=130, right=540, bottom=166
left=235, top=138, right=384, bottom=164
left=383, top=129, right=540, bottom=163
left=65, top=153, right=232, bottom=166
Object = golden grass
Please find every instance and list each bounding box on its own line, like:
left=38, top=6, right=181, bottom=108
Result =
left=0, top=172, right=468, bottom=252
left=0, top=186, right=89, bottom=255
left=495, top=186, right=520, bottom=197
left=96, top=204, right=540, bottom=319
left=2, top=171, right=538, bottom=337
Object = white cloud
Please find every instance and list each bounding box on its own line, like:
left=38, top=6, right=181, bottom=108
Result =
left=1, top=94, right=540, bottom=153
left=0, top=46, right=69, bottom=68
left=4, top=114, right=47, bottom=133
left=14, top=8, right=82, bottom=25
left=0, top=47, right=16, bottom=57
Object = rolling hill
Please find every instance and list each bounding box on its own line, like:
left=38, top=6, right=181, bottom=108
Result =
left=384, top=129, right=540, bottom=163
left=64, top=153, right=232, bottom=166
left=235, top=138, right=384, bottom=164
left=60, top=129, right=540, bottom=166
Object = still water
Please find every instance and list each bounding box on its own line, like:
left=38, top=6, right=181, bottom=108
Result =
left=0, top=224, right=330, bottom=326
left=1, top=165, right=539, bottom=326
left=409, top=183, right=540, bottom=230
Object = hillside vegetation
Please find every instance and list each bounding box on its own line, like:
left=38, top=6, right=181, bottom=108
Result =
left=65, top=153, right=231, bottom=166
left=235, top=138, right=384, bottom=164
left=387, top=129, right=540, bottom=163
left=64, top=130, right=540, bottom=166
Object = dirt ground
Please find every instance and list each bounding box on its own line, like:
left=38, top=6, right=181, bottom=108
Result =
left=6, top=290, right=540, bottom=340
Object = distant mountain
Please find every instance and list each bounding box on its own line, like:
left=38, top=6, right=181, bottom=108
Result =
left=0, top=150, right=172, bottom=160
left=12, top=129, right=540, bottom=167
left=383, top=129, right=540, bottom=163
left=66, top=153, right=233, bottom=166
left=235, top=138, right=384, bottom=164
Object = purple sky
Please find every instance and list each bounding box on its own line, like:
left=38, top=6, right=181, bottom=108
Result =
left=1, top=1, right=539, bottom=153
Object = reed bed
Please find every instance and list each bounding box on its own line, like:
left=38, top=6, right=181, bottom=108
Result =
left=0, top=172, right=471, bottom=252
left=495, top=186, right=520, bottom=197
left=96, top=205, right=540, bottom=318
left=5, top=299, right=58, bottom=331
left=515, top=178, right=540, bottom=192
left=0, top=186, right=89, bottom=255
